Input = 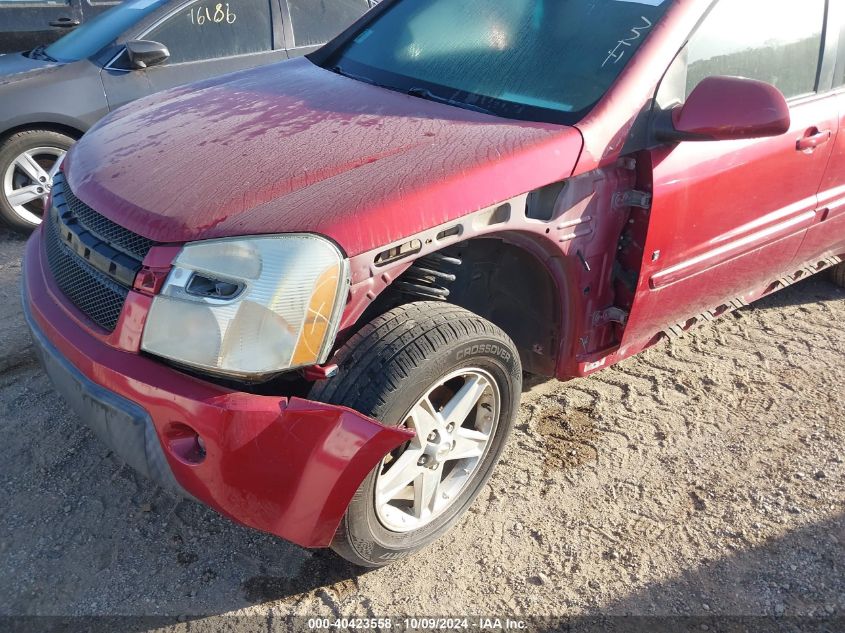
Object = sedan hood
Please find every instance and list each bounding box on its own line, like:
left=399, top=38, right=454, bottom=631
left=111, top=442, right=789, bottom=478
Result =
left=66, top=57, right=583, bottom=256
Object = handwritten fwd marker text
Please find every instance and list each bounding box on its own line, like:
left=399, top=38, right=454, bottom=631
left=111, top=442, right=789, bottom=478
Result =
left=602, top=16, right=652, bottom=67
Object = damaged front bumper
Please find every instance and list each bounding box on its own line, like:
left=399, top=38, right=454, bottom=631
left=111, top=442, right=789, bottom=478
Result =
left=21, top=231, right=412, bottom=548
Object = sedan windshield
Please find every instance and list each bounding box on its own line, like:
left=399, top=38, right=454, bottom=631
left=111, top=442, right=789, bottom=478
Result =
left=44, top=0, right=168, bottom=62
left=325, top=0, right=673, bottom=124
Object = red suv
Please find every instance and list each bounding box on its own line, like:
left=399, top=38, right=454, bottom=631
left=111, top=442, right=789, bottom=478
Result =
left=21, top=0, right=845, bottom=567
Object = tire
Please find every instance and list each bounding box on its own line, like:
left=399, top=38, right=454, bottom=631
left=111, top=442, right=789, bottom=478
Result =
left=833, top=262, right=845, bottom=288
left=0, top=129, right=75, bottom=232
left=310, top=301, right=522, bottom=567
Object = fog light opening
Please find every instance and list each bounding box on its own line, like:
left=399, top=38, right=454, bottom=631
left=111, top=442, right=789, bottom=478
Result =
left=166, top=423, right=207, bottom=465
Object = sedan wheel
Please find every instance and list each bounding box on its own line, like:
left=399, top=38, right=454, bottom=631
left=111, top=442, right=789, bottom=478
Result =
left=0, top=129, right=75, bottom=232
left=3, top=147, right=66, bottom=226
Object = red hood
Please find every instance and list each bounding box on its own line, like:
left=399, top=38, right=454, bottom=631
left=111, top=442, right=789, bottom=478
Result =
left=66, top=57, right=583, bottom=256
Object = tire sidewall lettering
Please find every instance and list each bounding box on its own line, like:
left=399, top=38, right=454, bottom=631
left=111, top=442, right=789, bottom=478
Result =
left=454, top=341, right=513, bottom=365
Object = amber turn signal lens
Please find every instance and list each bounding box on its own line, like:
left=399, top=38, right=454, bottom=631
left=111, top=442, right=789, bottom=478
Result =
left=290, top=262, right=342, bottom=367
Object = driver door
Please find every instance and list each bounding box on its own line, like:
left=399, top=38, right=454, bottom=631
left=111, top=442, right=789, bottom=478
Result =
left=624, top=0, right=837, bottom=346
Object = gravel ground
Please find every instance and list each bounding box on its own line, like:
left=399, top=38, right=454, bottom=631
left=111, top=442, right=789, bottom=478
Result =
left=1, top=226, right=843, bottom=627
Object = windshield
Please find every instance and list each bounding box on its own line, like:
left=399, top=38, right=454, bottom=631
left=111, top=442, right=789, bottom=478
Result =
left=325, top=0, right=673, bottom=124
left=44, top=0, right=168, bottom=62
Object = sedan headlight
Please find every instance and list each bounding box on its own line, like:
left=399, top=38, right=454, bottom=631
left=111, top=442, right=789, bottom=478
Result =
left=141, top=234, right=349, bottom=379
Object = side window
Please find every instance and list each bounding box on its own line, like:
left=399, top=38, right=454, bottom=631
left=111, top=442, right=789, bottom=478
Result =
left=287, top=0, right=371, bottom=48
left=683, top=0, right=826, bottom=100
left=146, top=0, right=273, bottom=64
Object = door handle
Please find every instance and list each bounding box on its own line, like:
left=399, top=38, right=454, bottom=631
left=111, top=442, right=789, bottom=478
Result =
left=49, top=17, right=80, bottom=27
left=796, top=129, right=832, bottom=151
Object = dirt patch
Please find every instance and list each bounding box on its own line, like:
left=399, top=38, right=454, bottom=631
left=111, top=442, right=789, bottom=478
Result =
left=536, top=403, right=600, bottom=471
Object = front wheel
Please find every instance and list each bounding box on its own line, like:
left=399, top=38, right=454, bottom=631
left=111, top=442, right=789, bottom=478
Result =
left=310, top=302, right=522, bottom=567
left=0, top=129, right=74, bottom=231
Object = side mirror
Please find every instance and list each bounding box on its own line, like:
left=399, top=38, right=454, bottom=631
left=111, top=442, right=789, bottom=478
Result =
left=125, top=40, right=170, bottom=70
left=658, top=76, right=791, bottom=142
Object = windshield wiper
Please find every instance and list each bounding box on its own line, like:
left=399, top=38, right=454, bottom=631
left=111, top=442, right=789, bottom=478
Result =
left=328, top=67, right=496, bottom=116
left=329, top=64, right=378, bottom=87
left=28, top=45, right=58, bottom=62
left=407, top=87, right=495, bottom=116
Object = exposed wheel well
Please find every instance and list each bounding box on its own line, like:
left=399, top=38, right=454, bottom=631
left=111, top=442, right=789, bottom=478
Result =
left=0, top=122, right=84, bottom=144
left=354, top=237, right=563, bottom=376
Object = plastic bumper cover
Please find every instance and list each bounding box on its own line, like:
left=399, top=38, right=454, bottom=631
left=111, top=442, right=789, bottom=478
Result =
left=21, top=229, right=412, bottom=548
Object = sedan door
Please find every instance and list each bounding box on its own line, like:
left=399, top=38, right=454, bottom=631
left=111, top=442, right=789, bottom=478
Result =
left=0, top=0, right=82, bottom=54
left=80, top=0, right=121, bottom=22
left=282, top=0, right=375, bottom=58
left=100, top=0, right=286, bottom=110
left=624, top=0, right=836, bottom=345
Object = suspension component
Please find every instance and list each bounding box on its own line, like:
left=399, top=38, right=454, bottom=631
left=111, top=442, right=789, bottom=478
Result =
left=394, top=252, right=462, bottom=301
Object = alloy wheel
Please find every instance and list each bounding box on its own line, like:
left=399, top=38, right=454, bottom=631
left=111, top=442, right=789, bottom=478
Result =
left=2, top=146, right=66, bottom=226
left=374, top=367, right=501, bottom=532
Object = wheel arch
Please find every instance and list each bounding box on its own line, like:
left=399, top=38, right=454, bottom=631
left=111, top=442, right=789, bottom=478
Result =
left=342, top=230, right=579, bottom=378
left=0, top=121, right=85, bottom=145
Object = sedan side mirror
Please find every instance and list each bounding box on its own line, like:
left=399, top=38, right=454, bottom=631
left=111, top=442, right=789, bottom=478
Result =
left=125, top=40, right=170, bottom=70
left=658, top=76, right=791, bottom=143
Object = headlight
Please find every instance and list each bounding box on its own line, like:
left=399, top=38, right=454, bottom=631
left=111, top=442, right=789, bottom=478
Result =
left=141, top=234, right=349, bottom=379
